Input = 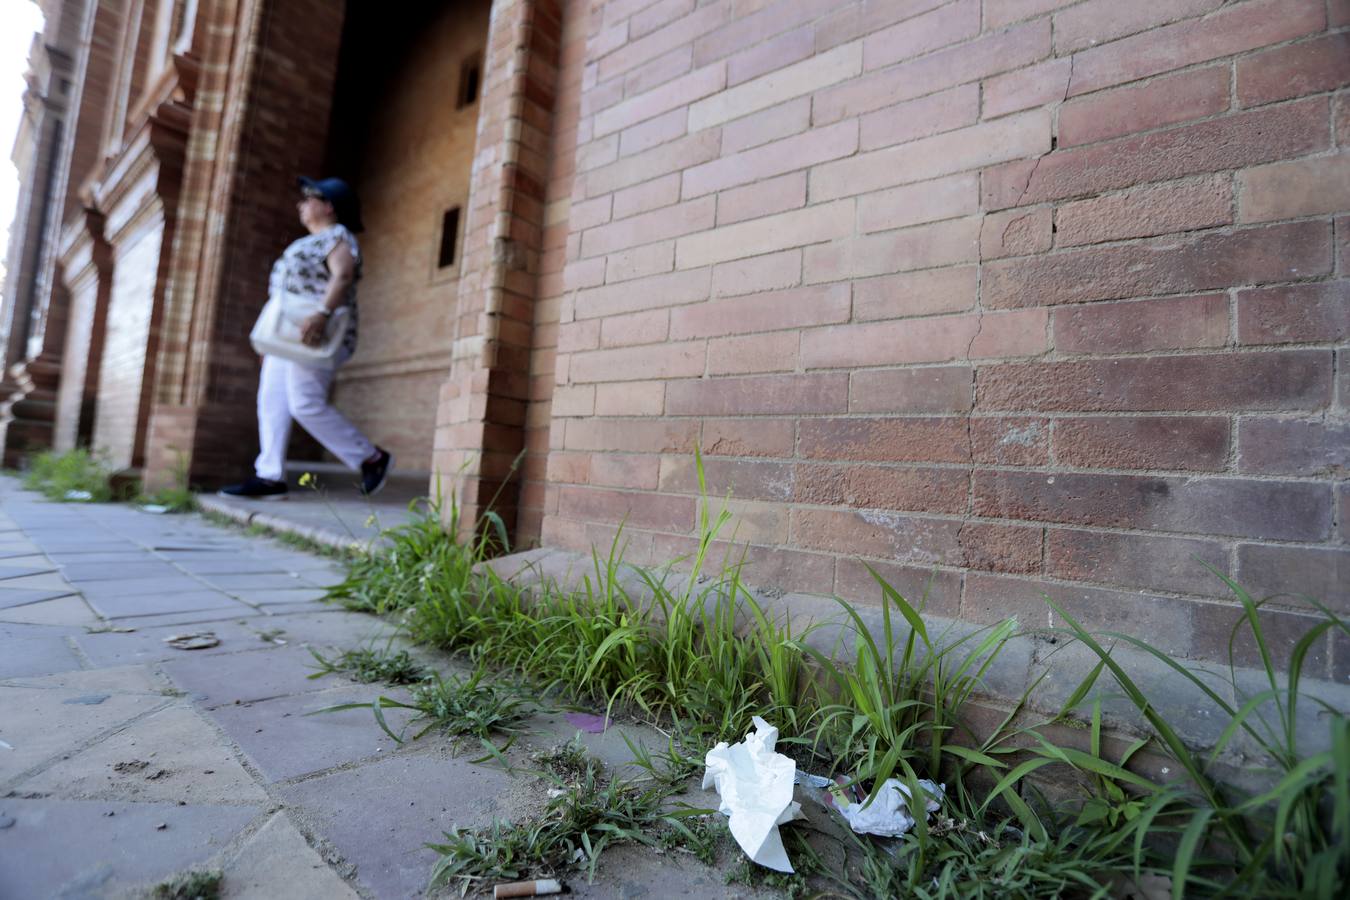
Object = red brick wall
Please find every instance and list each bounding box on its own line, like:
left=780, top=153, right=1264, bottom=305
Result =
left=534, top=0, right=1350, bottom=676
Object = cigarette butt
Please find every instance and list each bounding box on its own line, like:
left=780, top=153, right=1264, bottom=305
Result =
left=493, top=879, right=562, bottom=898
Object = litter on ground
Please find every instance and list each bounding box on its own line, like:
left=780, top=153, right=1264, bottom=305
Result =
left=702, top=716, right=801, bottom=873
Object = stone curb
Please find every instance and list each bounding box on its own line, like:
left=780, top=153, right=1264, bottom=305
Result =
left=197, top=495, right=365, bottom=554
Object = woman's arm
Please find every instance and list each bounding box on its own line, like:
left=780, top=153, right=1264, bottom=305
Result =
left=301, top=239, right=356, bottom=345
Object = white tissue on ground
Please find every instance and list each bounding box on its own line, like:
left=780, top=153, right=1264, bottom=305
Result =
left=834, top=778, right=944, bottom=838
left=702, top=716, right=802, bottom=873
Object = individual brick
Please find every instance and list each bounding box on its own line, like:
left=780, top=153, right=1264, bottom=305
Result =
left=579, top=196, right=714, bottom=258
left=1237, top=417, right=1350, bottom=476
left=1052, top=0, right=1223, bottom=55
left=707, top=331, right=799, bottom=375
left=557, top=485, right=695, bottom=532
left=849, top=366, right=973, bottom=414
left=727, top=25, right=815, bottom=87
left=594, top=64, right=725, bottom=137
left=1053, top=416, right=1231, bottom=471
left=715, top=171, right=808, bottom=227
left=569, top=341, right=705, bottom=383
left=980, top=207, right=1052, bottom=260
left=574, top=267, right=709, bottom=319
left=1236, top=32, right=1350, bottom=108
left=701, top=418, right=796, bottom=458
left=545, top=451, right=591, bottom=485
left=956, top=522, right=1043, bottom=575
left=801, top=313, right=982, bottom=369
left=598, top=309, right=669, bottom=348
left=588, top=452, right=660, bottom=490
left=975, top=351, right=1332, bottom=412
left=791, top=508, right=963, bottom=562
left=857, top=173, right=979, bottom=234
left=798, top=417, right=971, bottom=463
left=583, top=130, right=720, bottom=198
left=971, top=471, right=1332, bottom=541
left=792, top=463, right=969, bottom=514
left=968, top=308, right=1050, bottom=360
left=1045, top=529, right=1231, bottom=596
left=722, top=97, right=811, bottom=155
left=1192, top=601, right=1330, bottom=673
left=1054, top=176, right=1232, bottom=248
left=612, top=173, right=681, bottom=220
left=550, top=384, right=596, bottom=418
left=982, top=57, right=1072, bottom=120
left=660, top=455, right=795, bottom=501
left=665, top=373, right=848, bottom=416
left=983, top=98, right=1328, bottom=210
left=1238, top=152, right=1350, bottom=223
left=564, top=417, right=699, bottom=454
left=1236, top=282, right=1350, bottom=345
left=595, top=381, right=665, bottom=416
left=853, top=265, right=977, bottom=320
left=605, top=241, right=676, bottom=284
left=669, top=283, right=851, bottom=339
left=969, top=417, right=1050, bottom=466
left=983, top=222, right=1332, bottom=309
left=1053, top=294, right=1229, bottom=353
left=710, top=249, right=801, bottom=298
left=985, top=0, right=1079, bottom=31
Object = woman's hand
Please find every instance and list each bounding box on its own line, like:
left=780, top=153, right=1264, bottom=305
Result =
left=300, top=312, right=329, bottom=346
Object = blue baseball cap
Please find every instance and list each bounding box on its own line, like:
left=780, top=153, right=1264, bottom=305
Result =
left=298, top=176, right=364, bottom=233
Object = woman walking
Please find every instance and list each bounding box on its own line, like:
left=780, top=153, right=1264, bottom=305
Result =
left=220, top=177, right=392, bottom=500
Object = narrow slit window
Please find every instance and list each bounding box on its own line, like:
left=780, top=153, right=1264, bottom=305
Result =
left=438, top=207, right=461, bottom=269
left=457, top=55, right=482, bottom=109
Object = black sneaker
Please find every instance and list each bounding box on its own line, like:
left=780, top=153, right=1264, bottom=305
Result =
left=218, top=476, right=288, bottom=501
left=360, top=448, right=393, bottom=496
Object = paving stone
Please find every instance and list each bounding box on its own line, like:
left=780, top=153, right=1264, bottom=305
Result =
left=0, top=628, right=82, bottom=678
left=0, top=663, right=163, bottom=693
left=103, top=607, right=268, bottom=630
left=277, top=753, right=514, bottom=898
left=201, top=572, right=318, bottom=592
left=171, top=558, right=294, bottom=576
left=257, top=601, right=333, bottom=616
left=526, top=712, right=663, bottom=779
left=0, top=571, right=74, bottom=591
left=248, top=611, right=401, bottom=648
left=219, top=811, right=359, bottom=900
left=570, top=841, right=772, bottom=899
left=84, top=590, right=248, bottom=620
left=0, top=586, right=78, bottom=610
left=75, top=576, right=213, bottom=599
left=204, top=685, right=416, bottom=782
left=0, top=563, right=58, bottom=580
left=60, top=562, right=187, bottom=582
left=230, top=587, right=330, bottom=606
left=74, top=619, right=281, bottom=668
left=0, top=798, right=259, bottom=899
left=0, top=682, right=169, bottom=783
left=163, top=644, right=332, bottom=707
left=21, top=704, right=269, bottom=804
left=0, top=595, right=101, bottom=627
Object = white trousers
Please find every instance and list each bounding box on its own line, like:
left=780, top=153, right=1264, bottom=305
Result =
left=253, top=354, right=375, bottom=482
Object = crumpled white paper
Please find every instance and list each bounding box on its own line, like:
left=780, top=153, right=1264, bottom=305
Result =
left=703, top=716, right=802, bottom=872
left=833, top=777, right=944, bottom=838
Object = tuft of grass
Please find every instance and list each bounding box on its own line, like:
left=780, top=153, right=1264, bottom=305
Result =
left=307, top=645, right=428, bottom=685
left=23, top=449, right=117, bottom=502
left=532, top=734, right=592, bottom=784
left=137, top=452, right=198, bottom=512
left=427, top=753, right=696, bottom=895
left=313, top=664, right=531, bottom=762
left=149, top=868, right=222, bottom=900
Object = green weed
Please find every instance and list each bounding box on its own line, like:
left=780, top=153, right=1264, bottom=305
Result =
left=148, top=868, right=222, bottom=900
left=307, top=645, right=428, bottom=685
left=23, top=448, right=116, bottom=502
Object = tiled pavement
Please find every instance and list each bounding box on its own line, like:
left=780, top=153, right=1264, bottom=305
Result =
left=0, top=475, right=767, bottom=899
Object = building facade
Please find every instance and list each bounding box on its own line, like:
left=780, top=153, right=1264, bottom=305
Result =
left=2, top=0, right=1347, bottom=678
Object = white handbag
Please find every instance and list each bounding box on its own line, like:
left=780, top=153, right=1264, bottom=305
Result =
left=249, top=290, right=349, bottom=368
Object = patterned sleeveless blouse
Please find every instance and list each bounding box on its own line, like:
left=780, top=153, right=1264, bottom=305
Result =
left=267, top=223, right=361, bottom=355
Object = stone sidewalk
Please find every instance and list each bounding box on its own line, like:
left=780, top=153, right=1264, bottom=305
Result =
left=0, top=475, right=764, bottom=899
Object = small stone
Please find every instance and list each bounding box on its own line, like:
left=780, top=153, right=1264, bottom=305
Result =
left=156, top=823, right=168, bottom=831
left=0, top=814, right=15, bottom=829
